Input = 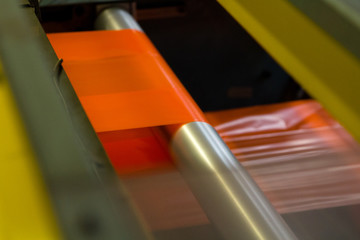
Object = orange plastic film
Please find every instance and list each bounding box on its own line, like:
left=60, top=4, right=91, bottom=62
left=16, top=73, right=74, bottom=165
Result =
left=206, top=100, right=360, bottom=213
left=47, top=29, right=205, bottom=132
left=97, top=127, right=173, bottom=175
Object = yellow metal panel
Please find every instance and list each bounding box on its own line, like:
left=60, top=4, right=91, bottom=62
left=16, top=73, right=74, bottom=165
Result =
left=0, top=63, right=61, bottom=240
left=218, top=0, right=360, bottom=141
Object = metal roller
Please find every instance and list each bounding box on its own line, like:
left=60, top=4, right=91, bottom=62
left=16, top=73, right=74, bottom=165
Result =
left=95, top=8, right=143, bottom=31
left=171, top=122, right=296, bottom=240
left=95, top=8, right=296, bottom=240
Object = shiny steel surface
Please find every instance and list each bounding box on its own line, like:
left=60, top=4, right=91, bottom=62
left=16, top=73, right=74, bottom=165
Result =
left=95, top=8, right=143, bottom=31
left=97, top=9, right=296, bottom=239
left=171, top=122, right=297, bottom=240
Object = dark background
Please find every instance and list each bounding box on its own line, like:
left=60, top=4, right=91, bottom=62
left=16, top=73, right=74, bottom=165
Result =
left=40, top=0, right=306, bottom=112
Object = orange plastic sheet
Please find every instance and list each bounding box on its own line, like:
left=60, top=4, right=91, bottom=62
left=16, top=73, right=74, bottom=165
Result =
left=97, top=127, right=173, bottom=175
left=48, top=29, right=205, bottom=174
left=47, top=29, right=205, bottom=132
left=207, top=100, right=360, bottom=213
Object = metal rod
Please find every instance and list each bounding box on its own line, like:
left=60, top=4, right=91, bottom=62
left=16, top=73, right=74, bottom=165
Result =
left=95, top=8, right=143, bottom=31
left=95, top=8, right=297, bottom=240
left=171, top=122, right=297, bottom=240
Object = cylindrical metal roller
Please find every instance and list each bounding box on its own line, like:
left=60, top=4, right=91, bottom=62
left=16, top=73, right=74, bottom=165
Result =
left=95, top=8, right=143, bottom=31
left=95, top=8, right=297, bottom=240
left=171, top=122, right=296, bottom=240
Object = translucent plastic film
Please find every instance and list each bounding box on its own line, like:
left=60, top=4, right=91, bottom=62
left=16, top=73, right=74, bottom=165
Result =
left=206, top=100, right=360, bottom=213
left=106, top=100, right=360, bottom=233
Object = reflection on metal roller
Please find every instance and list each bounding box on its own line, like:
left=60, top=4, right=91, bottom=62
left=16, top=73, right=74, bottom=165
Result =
left=171, top=122, right=296, bottom=240
left=95, top=8, right=296, bottom=240
left=95, top=8, right=143, bottom=31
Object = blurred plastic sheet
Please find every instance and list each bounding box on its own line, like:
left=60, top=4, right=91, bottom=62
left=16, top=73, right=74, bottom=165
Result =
left=206, top=100, right=360, bottom=213
left=118, top=100, right=360, bottom=236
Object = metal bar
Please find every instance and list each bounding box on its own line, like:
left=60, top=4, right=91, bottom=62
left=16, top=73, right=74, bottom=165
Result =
left=95, top=8, right=296, bottom=239
left=95, top=8, right=143, bottom=31
left=40, top=0, right=129, bottom=7
left=287, top=0, right=360, bottom=60
left=170, top=122, right=296, bottom=240
left=0, top=1, right=150, bottom=239
left=218, top=0, right=360, bottom=142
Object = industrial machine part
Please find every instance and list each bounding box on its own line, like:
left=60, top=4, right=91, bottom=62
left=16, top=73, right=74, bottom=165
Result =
left=40, top=0, right=129, bottom=7
left=0, top=62, right=62, bottom=239
left=94, top=8, right=296, bottom=240
left=0, top=1, right=150, bottom=239
left=118, top=99, right=360, bottom=239
left=8, top=0, right=360, bottom=239
left=95, top=8, right=142, bottom=31
left=218, top=0, right=360, bottom=142
left=171, top=122, right=296, bottom=240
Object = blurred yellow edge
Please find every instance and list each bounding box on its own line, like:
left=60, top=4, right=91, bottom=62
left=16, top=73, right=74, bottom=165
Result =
left=218, top=0, right=360, bottom=141
left=0, top=62, right=61, bottom=240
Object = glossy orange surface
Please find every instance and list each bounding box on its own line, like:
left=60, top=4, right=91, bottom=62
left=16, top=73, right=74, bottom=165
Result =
left=48, top=29, right=205, bottom=174
left=97, top=127, right=173, bottom=175
left=48, top=29, right=205, bottom=132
